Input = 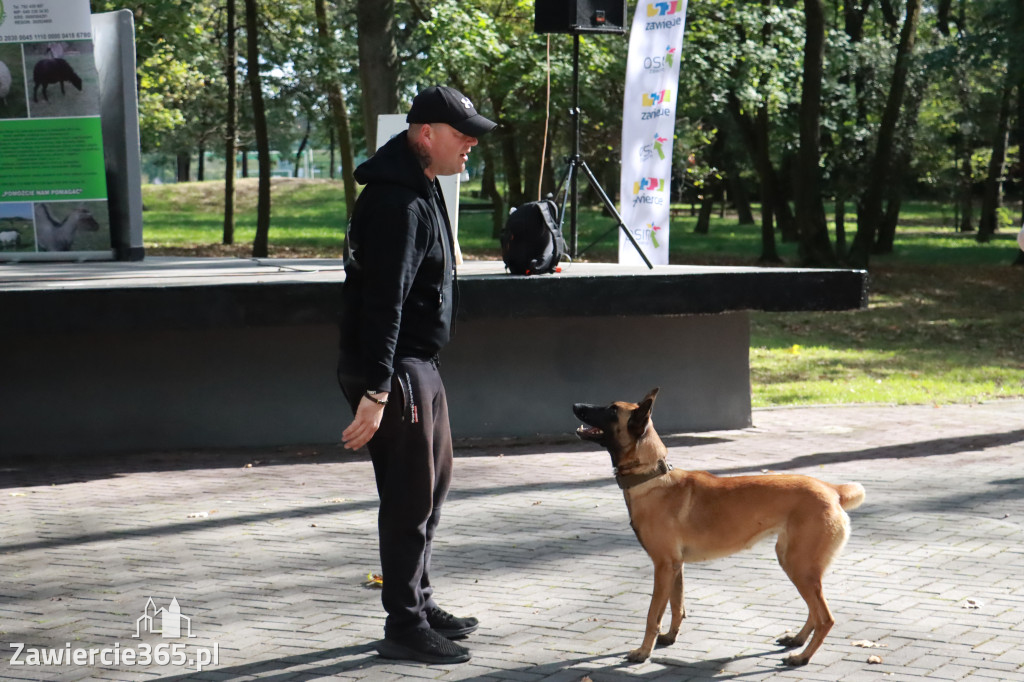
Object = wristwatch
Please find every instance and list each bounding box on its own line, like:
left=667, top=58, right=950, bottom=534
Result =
left=365, top=390, right=388, bottom=405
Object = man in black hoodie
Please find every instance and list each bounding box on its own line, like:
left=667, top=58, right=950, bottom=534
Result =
left=337, top=86, right=496, bottom=665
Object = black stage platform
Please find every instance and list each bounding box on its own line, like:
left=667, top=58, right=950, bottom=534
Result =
left=0, top=259, right=868, bottom=456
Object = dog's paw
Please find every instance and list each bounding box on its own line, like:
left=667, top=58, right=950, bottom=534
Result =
left=626, top=648, right=651, bottom=663
left=783, top=653, right=810, bottom=666
left=656, top=632, right=677, bottom=646
left=776, top=635, right=804, bottom=648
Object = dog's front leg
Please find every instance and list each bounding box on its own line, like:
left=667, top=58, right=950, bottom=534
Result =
left=657, top=563, right=685, bottom=646
left=628, top=562, right=675, bottom=662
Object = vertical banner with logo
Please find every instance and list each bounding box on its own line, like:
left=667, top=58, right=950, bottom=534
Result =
left=618, top=0, right=687, bottom=265
left=0, top=0, right=113, bottom=261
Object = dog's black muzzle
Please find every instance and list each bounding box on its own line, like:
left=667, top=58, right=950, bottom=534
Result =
left=573, top=402, right=616, bottom=444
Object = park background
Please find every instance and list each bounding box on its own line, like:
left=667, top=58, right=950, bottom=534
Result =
left=87, top=0, right=1023, bottom=407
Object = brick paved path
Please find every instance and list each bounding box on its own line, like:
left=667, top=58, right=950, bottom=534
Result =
left=2, top=401, right=1023, bottom=681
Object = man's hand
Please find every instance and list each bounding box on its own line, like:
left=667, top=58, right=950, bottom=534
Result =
left=341, top=394, right=389, bottom=450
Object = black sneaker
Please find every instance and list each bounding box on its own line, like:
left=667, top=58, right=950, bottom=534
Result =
left=375, top=627, right=471, bottom=664
left=426, top=606, right=479, bottom=639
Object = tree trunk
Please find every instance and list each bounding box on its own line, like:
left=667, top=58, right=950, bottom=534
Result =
left=775, top=152, right=798, bottom=242
left=356, top=0, right=399, bottom=156
left=727, top=171, right=755, bottom=225
left=315, top=0, right=357, bottom=221
left=874, top=73, right=926, bottom=254
left=849, top=0, right=922, bottom=268
left=977, top=84, right=1013, bottom=242
left=223, top=0, right=237, bottom=245
left=293, top=119, right=310, bottom=178
left=958, top=139, right=975, bottom=232
left=758, top=190, right=780, bottom=263
left=694, top=187, right=716, bottom=235
left=491, top=91, right=524, bottom=210
left=725, top=90, right=782, bottom=260
left=176, top=151, right=190, bottom=183
left=241, top=146, right=249, bottom=178
left=245, top=0, right=272, bottom=258
left=952, top=6, right=974, bottom=234
left=480, top=140, right=505, bottom=239
left=1019, top=76, right=1024, bottom=228
left=695, top=129, right=726, bottom=234
left=329, top=126, right=336, bottom=179
left=834, top=194, right=847, bottom=259
left=1012, top=0, right=1024, bottom=231
left=197, top=144, right=206, bottom=181
left=794, top=0, right=835, bottom=266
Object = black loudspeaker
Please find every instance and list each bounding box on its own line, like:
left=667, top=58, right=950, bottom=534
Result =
left=534, top=0, right=627, bottom=34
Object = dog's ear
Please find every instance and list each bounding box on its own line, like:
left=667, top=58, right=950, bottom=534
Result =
left=629, top=390, right=657, bottom=435
left=643, top=387, right=660, bottom=404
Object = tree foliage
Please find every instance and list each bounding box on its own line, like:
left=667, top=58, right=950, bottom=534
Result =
left=112, top=0, right=1024, bottom=264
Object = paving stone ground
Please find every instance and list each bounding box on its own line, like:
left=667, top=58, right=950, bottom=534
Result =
left=2, top=401, right=1023, bottom=682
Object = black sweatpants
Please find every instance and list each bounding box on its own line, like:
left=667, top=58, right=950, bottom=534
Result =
left=340, top=356, right=453, bottom=637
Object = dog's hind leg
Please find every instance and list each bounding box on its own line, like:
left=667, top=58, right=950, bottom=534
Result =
left=627, top=561, right=676, bottom=662
left=774, top=519, right=846, bottom=665
left=779, top=574, right=834, bottom=666
left=774, top=536, right=815, bottom=652
left=656, top=563, right=685, bottom=647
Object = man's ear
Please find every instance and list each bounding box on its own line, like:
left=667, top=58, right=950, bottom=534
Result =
left=408, top=122, right=431, bottom=144
left=628, top=389, right=658, bottom=435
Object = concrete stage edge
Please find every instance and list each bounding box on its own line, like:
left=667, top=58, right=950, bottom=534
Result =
left=0, top=259, right=868, bottom=456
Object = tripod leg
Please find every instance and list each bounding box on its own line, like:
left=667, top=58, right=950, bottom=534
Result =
left=579, top=160, right=654, bottom=269
left=556, top=159, right=578, bottom=235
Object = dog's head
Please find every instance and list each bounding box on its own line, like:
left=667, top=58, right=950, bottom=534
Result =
left=573, top=388, right=659, bottom=466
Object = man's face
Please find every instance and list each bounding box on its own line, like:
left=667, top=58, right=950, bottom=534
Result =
left=424, top=123, right=478, bottom=178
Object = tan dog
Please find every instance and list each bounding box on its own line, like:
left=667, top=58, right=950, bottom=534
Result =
left=573, top=388, right=865, bottom=666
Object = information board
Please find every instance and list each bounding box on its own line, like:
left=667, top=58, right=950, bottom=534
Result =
left=0, top=0, right=113, bottom=260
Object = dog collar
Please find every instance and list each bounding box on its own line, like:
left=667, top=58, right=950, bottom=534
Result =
left=615, top=459, right=673, bottom=490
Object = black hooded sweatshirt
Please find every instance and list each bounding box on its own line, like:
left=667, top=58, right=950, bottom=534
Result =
left=338, top=131, right=456, bottom=393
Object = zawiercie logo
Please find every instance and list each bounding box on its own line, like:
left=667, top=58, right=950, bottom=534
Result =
left=633, top=177, right=666, bottom=195
left=642, top=89, right=672, bottom=107
left=0, top=0, right=7, bottom=26
left=135, top=597, right=195, bottom=638
left=647, top=1, right=683, bottom=17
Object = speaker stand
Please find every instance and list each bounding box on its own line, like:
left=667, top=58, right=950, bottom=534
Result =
left=554, top=33, right=652, bottom=269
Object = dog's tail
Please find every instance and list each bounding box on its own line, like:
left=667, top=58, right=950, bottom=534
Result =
left=835, top=483, right=866, bottom=511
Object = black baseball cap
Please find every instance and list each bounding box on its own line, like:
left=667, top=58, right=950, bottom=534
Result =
left=407, top=86, right=497, bottom=137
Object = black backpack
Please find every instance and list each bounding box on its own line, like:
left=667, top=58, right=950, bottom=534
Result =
left=500, top=200, right=567, bottom=275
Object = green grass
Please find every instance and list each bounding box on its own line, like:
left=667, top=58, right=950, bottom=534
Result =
left=141, top=178, right=1024, bottom=408
left=749, top=266, right=1024, bottom=407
